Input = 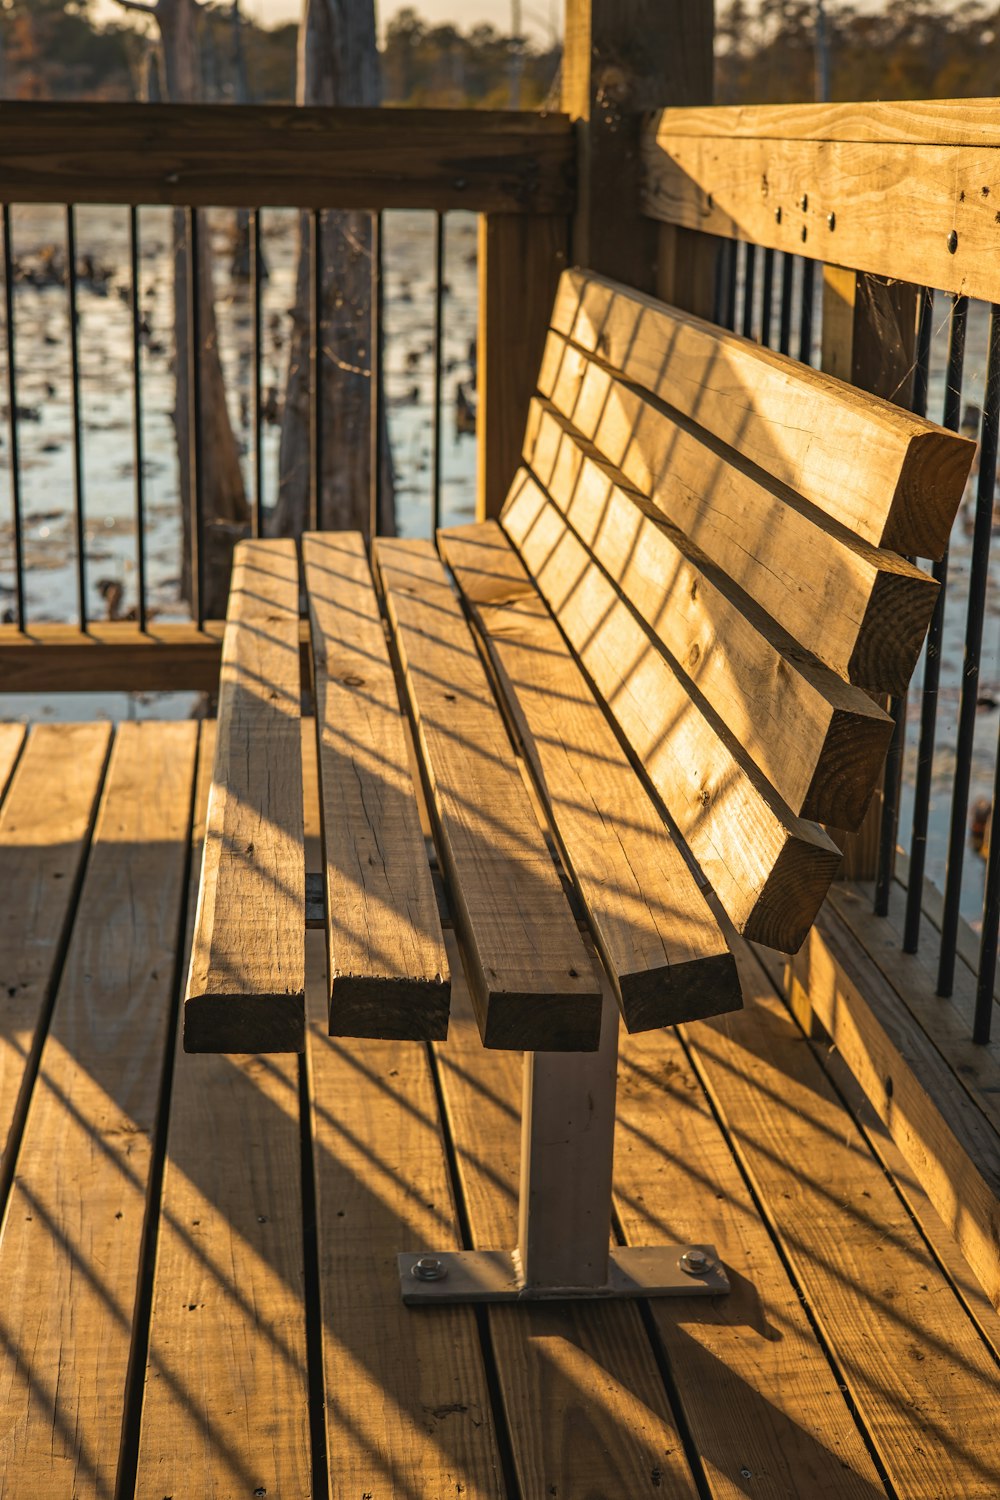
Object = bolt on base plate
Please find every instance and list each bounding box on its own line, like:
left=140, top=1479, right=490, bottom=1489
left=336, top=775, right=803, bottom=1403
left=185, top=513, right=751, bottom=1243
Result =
left=398, top=1245, right=729, bottom=1304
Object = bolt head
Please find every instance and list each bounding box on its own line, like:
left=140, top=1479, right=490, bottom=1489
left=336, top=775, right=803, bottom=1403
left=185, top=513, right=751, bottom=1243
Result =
left=412, top=1255, right=448, bottom=1282
left=947, top=229, right=959, bottom=254
left=827, top=211, right=837, bottom=230
left=680, top=1248, right=712, bottom=1277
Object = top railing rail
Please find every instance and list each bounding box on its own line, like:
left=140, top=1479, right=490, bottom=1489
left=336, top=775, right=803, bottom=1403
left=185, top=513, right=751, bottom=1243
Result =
left=0, top=102, right=577, bottom=214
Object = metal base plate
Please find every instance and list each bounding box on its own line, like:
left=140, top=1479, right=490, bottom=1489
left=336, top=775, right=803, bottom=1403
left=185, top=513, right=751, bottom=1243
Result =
left=399, top=1245, right=729, bottom=1304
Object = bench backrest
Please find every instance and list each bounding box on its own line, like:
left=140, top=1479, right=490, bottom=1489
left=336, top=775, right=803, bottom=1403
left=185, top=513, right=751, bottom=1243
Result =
left=492, top=268, right=974, bottom=954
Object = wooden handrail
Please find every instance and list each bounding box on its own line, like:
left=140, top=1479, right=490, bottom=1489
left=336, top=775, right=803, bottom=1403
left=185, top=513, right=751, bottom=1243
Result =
left=0, top=103, right=576, bottom=214
left=642, top=96, right=1000, bottom=303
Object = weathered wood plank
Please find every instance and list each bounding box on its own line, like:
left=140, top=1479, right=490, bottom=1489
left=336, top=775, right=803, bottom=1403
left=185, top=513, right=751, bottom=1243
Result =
left=0, top=102, right=576, bottom=213
left=651, top=96, right=1000, bottom=147
left=375, top=536, right=601, bottom=1050
left=303, top=531, right=450, bottom=1040
left=788, top=902, right=1000, bottom=1311
left=135, top=722, right=312, bottom=1499
left=537, top=331, right=939, bottom=694
left=0, top=622, right=227, bottom=693
left=687, top=937, right=1000, bottom=1497
left=296, top=716, right=504, bottom=1499
left=642, top=114, right=1000, bottom=306
left=502, top=471, right=842, bottom=953
left=525, top=398, right=894, bottom=827
left=614, top=1023, right=889, bottom=1498
left=0, top=721, right=197, bottom=1499
left=433, top=937, right=703, bottom=1500
left=476, top=214, right=568, bottom=520
left=0, top=723, right=111, bottom=1174
left=550, top=268, right=973, bottom=559
left=439, top=519, right=741, bottom=1031
left=185, top=539, right=305, bottom=1054
left=0, top=724, right=24, bottom=802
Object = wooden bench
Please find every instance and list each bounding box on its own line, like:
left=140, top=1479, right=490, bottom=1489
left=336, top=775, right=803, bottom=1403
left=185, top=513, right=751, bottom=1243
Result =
left=184, top=267, right=973, bottom=1302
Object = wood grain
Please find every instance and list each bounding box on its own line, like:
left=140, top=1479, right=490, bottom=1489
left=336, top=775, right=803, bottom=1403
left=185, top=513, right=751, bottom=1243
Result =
left=0, top=723, right=111, bottom=1172
left=525, top=397, right=894, bottom=827
left=651, top=96, right=1000, bottom=148
left=550, top=267, right=973, bottom=560
left=375, top=535, right=602, bottom=1050
left=0, top=721, right=197, bottom=1499
left=303, top=531, right=450, bottom=1040
left=439, top=519, right=742, bottom=1032
left=641, top=117, right=1000, bottom=306
left=537, top=330, right=939, bottom=694
left=614, top=1021, right=888, bottom=1498
left=0, top=622, right=227, bottom=692
left=0, top=102, right=576, bottom=213
left=185, top=539, right=306, bottom=1055
left=0, top=724, right=24, bottom=801
left=136, top=721, right=312, bottom=1498
left=688, top=936, right=1000, bottom=1497
left=502, top=472, right=843, bottom=953
left=433, top=935, right=703, bottom=1500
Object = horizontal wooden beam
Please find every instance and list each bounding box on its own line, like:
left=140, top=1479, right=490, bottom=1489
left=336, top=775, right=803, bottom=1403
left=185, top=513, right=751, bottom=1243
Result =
left=643, top=99, right=1000, bottom=303
left=0, top=622, right=226, bottom=693
left=0, top=103, right=576, bottom=213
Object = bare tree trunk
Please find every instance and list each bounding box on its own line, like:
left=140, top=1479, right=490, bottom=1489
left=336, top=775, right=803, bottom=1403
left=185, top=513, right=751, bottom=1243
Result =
left=117, top=0, right=249, bottom=619
left=275, top=0, right=394, bottom=541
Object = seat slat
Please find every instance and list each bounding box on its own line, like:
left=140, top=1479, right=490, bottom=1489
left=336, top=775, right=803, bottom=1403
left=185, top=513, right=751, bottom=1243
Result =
left=0, top=723, right=111, bottom=1170
left=303, top=531, right=450, bottom=1040
left=502, top=472, right=842, bottom=954
left=538, top=329, right=939, bottom=693
left=375, top=536, right=602, bottom=1051
left=525, top=396, right=893, bottom=827
left=0, top=721, right=197, bottom=1495
left=551, top=267, right=974, bottom=560
left=439, top=520, right=742, bottom=1032
left=185, top=538, right=305, bottom=1054
left=0, top=724, right=24, bottom=802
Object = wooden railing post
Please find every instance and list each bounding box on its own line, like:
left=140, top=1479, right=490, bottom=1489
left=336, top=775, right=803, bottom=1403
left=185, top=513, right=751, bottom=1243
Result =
left=822, top=267, right=921, bottom=880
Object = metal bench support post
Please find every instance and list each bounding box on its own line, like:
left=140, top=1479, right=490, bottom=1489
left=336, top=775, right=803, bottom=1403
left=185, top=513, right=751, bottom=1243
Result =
left=398, top=995, right=729, bottom=1304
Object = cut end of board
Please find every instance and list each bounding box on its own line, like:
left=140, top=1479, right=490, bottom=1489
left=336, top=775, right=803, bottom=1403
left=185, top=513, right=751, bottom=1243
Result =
left=329, top=974, right=452, bottom=1042
left=618, top=949, right=743, bottom=1034
left=478, top=983, right=605, bottom=1052
left=183, top=991, right=306, bottom=1054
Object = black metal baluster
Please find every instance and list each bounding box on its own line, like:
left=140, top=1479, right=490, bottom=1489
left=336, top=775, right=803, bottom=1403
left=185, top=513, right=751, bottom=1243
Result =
left=798, top=257, right=816, bottom=365
left=129, top=205, right=148, bottom=631
left=779, top=251, right=795, bottom=356
left=741, top=241, right=756, bottom=340
left=66, top=206, right=87, bottom=628
left=369, top=210, right=384, bottom=542
left=874, top=696, right=907, bottom=917
left=186, top=206, right=205, bottom=629
left=250, top=208, right=263, bottom=539
left=904, top=294, right=966, bottom=953
left=310, top=209, right=322, bottom=532
left=760, top=247, right=775, bottom=348
left=432, top=211, right=444, bottom=536
left=938, top=303, right=1000, bottom=997
left=3, top=206, right=25, bottom=631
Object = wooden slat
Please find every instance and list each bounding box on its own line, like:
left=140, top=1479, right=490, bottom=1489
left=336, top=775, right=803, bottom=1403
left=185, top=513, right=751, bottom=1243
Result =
left=374, top=536, right=602, bottom=1051
left=0, top=721, right=197, bottom=1498
left=614, top=1024, right=889, bottom=1497
left=0, top=723, right=24, bottom=800
left=185, top=539, right=305, bottom=1055
left=0, top=723, right=111, bottom=1171
left=296, top=713, right=504, bottom=1498
left=550, top=268, right=973, bottom=560
left=788, top=903, right=1000, bottom=1311
left=688, top=938, right=1000, bottom=1497
left=476, top=213, right=568, bottom=520
left=439, top=519, right=742, bottom=1032
left=303, top=531, right=450, bottom=1040
left=135, top=721, right=312, bottom=1498
left=642, top=110, right=1000, bottom=305
left=537, top=330, right=939, bottom=694
left=502, top=471, right=842, bottom=953
left=433, top=937, right=704, bottom=1500
left=525, top=397, right=894, bottom=827
left=650, top=97, right=1000, bottom=148
left=0, top=621, right=226, bottom=692
left=0, top=102, right=576, bottom=213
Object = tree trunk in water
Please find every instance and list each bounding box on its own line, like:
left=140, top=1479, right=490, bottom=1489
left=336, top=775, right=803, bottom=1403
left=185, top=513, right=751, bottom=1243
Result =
left=119, top=0, right=249, bottom=618
left=274, top=0, right=394, bottom=541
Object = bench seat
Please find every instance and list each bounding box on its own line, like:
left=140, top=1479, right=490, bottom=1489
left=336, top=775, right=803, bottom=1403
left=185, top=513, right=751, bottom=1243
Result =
left=183, top=269, right=973, bottom=1057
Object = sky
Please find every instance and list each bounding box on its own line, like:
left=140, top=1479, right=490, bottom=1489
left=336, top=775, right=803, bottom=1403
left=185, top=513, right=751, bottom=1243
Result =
left=92, top=0, right=561, bottom=47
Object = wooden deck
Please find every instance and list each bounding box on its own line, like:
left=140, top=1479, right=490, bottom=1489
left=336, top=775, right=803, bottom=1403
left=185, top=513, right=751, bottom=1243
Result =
left=2, top=718, right=1000, bottom=1499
